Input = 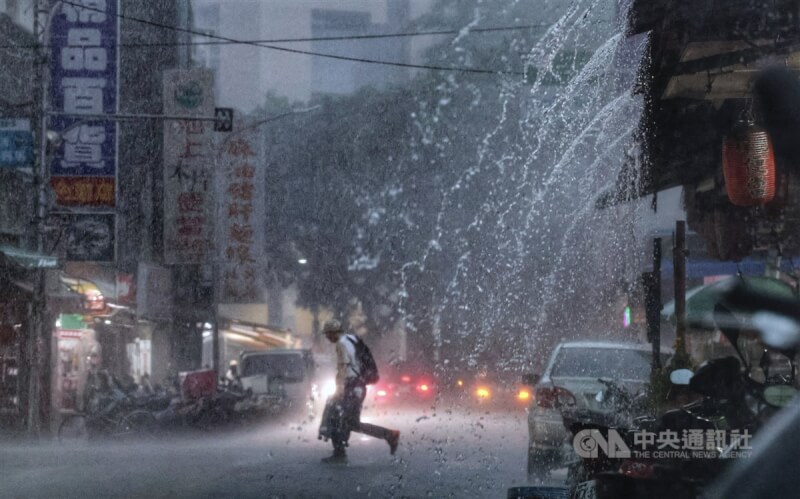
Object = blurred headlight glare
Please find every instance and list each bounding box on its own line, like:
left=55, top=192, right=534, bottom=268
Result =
left=322, top=379, right=337, bottom=398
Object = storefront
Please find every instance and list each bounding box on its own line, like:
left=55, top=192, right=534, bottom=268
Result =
left=52, top=314, right=96, bottom=414
left=46, top=268, right=152, bottom=431
left=0, top=285, right=26, bottom=430
left=58, top=272, right=150, bottom=380
left=0, top=245, right=83, bottom=432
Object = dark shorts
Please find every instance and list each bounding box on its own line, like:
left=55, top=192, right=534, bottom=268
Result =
left=325, top=380, right=365, bottom=444
left=339, top=380, right=365, bottom=429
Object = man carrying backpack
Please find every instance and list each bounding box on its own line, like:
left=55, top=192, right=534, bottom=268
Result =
left=320, top=319, right=400, bottom=464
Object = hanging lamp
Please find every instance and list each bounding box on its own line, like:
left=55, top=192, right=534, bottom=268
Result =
left=722, top=120, right=776, bottom=206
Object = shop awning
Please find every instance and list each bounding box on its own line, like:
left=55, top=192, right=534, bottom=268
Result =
left=0, top=245, right=58, bottom=270
left=8, top=271, right=85, bottom=314
left=223, top=321, right=296, bottom=349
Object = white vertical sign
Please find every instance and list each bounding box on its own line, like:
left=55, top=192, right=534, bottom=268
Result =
left=163, top=69, right=215, bottom=264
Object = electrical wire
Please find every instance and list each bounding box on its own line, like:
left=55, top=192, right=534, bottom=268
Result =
left=0, top=24, right=549, bottom=50
left=37, top=0, right=527, bottom=76
left=175, top=23, right=546, bottom=44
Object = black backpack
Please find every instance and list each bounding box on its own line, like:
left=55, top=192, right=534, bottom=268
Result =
left=347, top=335, right=380, bottom=385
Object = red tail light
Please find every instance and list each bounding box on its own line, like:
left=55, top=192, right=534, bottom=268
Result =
left=534, top=386, right=575, bottom=408
left=376, top=389, right=388, bottom=397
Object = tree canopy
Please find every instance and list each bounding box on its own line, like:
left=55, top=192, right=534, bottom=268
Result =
left=257, top=0, right=648, bottom=373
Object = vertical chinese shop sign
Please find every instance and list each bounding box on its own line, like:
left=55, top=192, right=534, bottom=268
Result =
left=49, top=0, right=118, bottom=209
left=163, top=69, right=215, bottom=264
left=217, top=125, right=265, bottom=303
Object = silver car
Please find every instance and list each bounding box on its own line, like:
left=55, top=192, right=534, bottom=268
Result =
left=525, top=341, right=670, bottom=478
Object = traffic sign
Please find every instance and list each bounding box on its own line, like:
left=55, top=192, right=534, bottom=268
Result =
left=214, top=107, right=234, bottom=132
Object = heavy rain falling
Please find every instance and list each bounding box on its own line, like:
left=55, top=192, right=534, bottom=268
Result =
left=2, top=0, right=800, bottom=498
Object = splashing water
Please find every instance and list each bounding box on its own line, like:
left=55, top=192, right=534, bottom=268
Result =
left=397, top=0, right=652, bottom=374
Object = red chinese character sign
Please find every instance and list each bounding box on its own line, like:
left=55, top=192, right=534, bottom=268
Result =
left=163, top=69, right=215, bottom=264
left=216, top=124, right=265, bottom=303
left=50, top=176, right=115, bottom=207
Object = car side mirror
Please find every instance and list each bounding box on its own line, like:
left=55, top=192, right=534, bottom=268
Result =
left=522, top=373, right=540, bottom=386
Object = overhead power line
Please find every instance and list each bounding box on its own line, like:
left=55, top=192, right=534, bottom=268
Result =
left=44, top=0, right=527, bottom=76
left=0, top=24, right=547, bottom=50
left=181, top=24, right=548, bottom=45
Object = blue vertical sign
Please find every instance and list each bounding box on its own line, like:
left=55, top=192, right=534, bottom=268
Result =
left=0, top=119, right=34, bottom=168
left=49, top=0, right=118, bottom=180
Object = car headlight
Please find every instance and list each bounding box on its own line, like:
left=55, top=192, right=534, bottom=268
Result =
left=323, top=379, right=337, bottom=398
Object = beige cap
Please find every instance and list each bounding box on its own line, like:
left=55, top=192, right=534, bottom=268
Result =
left=321, top=319, right=343, bottom=334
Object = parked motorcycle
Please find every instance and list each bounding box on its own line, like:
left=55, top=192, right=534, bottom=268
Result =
left=704, top=280, right=800, bottom=499
left=591, top=302, right=799, bottom=499
left=562, top=378, right=649, bottom=486
left=509, top=378, right=652, bottom=499
left=149, top=383, right=248, bottom=431
left=511, top=296, right=798, bottom=499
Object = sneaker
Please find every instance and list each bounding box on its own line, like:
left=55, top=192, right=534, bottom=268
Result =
left=387, top=430, right=400, bottom=455
left=321, top=453, right=348, bottom=465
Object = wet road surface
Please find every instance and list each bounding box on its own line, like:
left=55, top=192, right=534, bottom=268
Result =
left=1, top=404, right=539, bottom=498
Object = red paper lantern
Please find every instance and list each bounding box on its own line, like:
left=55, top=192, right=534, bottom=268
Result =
left=722, top=125, right=776, bottom=206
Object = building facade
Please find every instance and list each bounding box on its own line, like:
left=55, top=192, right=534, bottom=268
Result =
left=190, top=0, right=432, bottom=110
left=0, top=0, right=199, bottom=432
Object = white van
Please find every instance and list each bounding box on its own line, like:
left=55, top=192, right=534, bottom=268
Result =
left=239, top=349, right=316, bottom=415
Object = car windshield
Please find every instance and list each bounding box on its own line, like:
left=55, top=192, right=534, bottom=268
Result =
left=551, top=348, right=654, bottom=380
left=241, top=354, right=307, bottom=381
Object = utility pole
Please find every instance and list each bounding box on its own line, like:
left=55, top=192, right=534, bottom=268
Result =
left=672, top=221, right=690, bottom=368
left=27, top=0, right=50, bottom=436
left=643, top=237, right=662, bottom=370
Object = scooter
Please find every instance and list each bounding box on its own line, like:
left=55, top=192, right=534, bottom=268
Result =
left=595, top=302, right=798, bottom=499
left=508, top=379, right=652, bottom=499
left=561, top=378, right=649, bottom=488
left=512, top=298, right=798, bottom=499
left=704, top=281, right=800, bottom=499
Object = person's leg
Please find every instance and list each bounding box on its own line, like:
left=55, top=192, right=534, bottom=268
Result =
left=346, top=384, right=401, bottom=454
left=321, top=439, right=348, bottom=463
left=330, top=436, right=347, bottom=456
left=355, top=421, right=393, bottom=439
left=354, top=421, right=400, bottom=454
left=322, top=399, right=348, bottom=463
